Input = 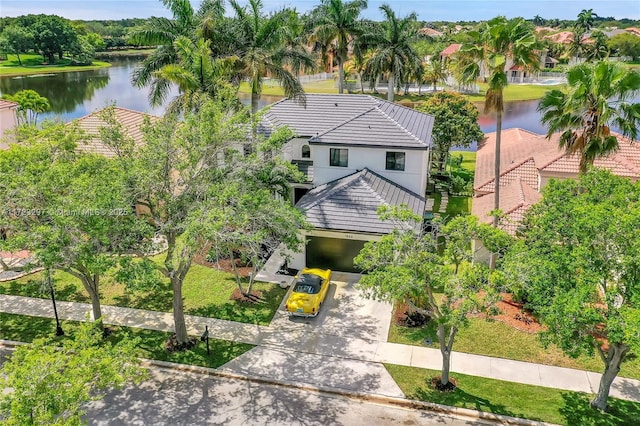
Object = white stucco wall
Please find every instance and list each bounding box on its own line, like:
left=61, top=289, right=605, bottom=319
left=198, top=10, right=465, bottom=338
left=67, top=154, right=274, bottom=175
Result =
left=282, top=137, right=313, bottom=162
left=312, top=145, right=429, bottom=195
left=0, top=108, right=18, bottom=146
left=288, top=229, right=382, bottom=270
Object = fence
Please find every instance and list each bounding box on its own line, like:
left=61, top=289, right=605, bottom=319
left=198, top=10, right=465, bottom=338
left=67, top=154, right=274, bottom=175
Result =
left=296, top=72, right=332, bottom=83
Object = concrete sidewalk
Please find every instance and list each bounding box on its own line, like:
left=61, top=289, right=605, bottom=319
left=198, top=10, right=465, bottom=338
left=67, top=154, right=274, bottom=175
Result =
left=1, top=293, right=639, bottom=403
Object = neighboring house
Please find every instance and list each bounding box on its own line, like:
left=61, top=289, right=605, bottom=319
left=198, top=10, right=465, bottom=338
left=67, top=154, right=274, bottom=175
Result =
left=72, top=107, right=158, bottom=158
left=625, top=27, right=640, bottom=37
left=259, top=94, right=434, bottom=272
left=0, top=99, right=19, bottom=147
left=440, top=43, right=462, bottom=63
left=419, top=27, right=443, bottom=38
left=472, top=128, right=640, bottom=261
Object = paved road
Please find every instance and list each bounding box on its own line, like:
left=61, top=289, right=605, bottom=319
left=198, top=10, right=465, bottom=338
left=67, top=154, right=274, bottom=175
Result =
left=86, top=366, right=493, bottom=426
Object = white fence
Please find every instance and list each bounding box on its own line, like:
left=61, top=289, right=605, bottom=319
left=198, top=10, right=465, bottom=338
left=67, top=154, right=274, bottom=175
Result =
left=296, top=72, right=332, bottom=83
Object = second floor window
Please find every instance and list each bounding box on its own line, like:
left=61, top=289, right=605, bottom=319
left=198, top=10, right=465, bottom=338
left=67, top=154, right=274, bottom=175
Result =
left=330, top=148, right=348, bottom=167
left=302, top=145, right=311, bottom=158
left=386, top=152, right=405, bottom=171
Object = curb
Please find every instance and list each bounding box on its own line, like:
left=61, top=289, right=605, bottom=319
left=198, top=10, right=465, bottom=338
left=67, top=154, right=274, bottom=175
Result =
left=0, top=339, right=557, bottom=425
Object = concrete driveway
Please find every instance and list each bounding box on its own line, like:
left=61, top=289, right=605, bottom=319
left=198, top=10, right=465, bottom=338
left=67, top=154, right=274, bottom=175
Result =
left=269, top=272, right=393, bottom=343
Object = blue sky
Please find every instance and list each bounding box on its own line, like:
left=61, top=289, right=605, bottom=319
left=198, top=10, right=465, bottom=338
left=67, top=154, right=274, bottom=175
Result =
left=1, top=0, right=638, bottom=21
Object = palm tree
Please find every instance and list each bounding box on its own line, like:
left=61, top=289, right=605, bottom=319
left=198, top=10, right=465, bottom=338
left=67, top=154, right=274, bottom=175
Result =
left=583, top=30, right=610, bottom=61
left=153, top=36, right=237, bottom=113
left=363, top=4, right=421, bottom=102
left=576, top=8, right=598, bottom=33
left=228, top=0, right=314, bottom=114
left=538, top=61, right=640, bottom=174
left=310, top=0, right=368, bottom=94
left=422, top=56, right=448, bottom=92
left=130, top=0, right=225, bottom=106
left=459, top=17, right=538, bottom=227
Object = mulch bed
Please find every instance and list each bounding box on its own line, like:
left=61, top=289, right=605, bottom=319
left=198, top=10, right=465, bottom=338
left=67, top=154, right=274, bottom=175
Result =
left=164, top=334, right=198, bottom=352
left=431, top=376, right=457, bottom=392
left=193, top=244, right=253, bottom=276
left=230, top=288, right=264, bottom=304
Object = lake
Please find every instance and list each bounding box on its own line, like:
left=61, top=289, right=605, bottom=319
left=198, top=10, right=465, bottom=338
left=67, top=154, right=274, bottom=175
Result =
left=1, top=57, right=636, bottom=148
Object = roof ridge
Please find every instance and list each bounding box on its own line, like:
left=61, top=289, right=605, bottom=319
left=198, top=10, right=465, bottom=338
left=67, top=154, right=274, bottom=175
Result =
left=375, top=102, right=426, bottom=144
left=362, top=167, right=426, bottom=201
left=71, top=105, right=157, bottom=124
left=298, top=169, right=367, bottom=211
left=309, top=106, right=378, bottom=141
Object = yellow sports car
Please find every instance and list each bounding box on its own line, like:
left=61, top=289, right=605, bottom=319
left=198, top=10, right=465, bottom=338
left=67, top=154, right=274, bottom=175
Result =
left=285, top=268, right=332, bottom=317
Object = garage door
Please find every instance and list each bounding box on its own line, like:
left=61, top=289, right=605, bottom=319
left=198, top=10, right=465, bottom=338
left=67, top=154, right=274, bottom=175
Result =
left=305, top=236, right=366, bottom=273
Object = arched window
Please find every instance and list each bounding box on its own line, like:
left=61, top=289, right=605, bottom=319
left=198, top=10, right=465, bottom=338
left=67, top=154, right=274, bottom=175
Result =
left=301, top=145, right=311, bottom=158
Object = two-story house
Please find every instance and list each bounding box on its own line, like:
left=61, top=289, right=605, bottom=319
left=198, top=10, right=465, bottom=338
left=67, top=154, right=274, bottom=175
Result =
left=0, top=99, right=19, bottom=147
left=258, top=94, right=435, bottom=272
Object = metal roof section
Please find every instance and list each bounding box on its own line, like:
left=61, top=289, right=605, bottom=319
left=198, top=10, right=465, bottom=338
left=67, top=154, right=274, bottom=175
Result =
left=297, top=168, right=426, bottom=234
left=310, top=102, right=432, bottom=149
left=259, top=94, right=434, bottom=148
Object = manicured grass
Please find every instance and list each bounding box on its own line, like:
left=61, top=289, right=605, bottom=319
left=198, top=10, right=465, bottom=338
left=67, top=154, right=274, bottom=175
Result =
left=0, top=53, right=111, bottom=76
left=0, top=262, right=286, bottom=326
left=388, top=317, right=640, bottom=380
left=445, top=196, right=471, bottom=216
left=0, top=312, right=254, bottom=368
left=450, top=151, right=476, bottom=173
left=385, top=364, right=640, bottom=426
left=465, top=83, right=566, bottom=103
left=239, top=78, right=338, bottom=96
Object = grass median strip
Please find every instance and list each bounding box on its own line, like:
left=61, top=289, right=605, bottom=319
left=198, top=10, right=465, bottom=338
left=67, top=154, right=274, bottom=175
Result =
left=0, top=312, right=253, bottom=369
left=386, top=364, right=640, bottom=426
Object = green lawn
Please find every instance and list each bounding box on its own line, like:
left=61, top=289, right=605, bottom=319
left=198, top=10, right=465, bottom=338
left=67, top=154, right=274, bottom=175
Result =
left=386, top=364, right=640, bottom=426
left=0, top=53, right=111, bottom=76
left=0, top=312, right=253, bottom=369
left=239, top=78, right=338, bottom=96
left=465, top=83, right=565, bottom=102
left=449, top=151, right=476, bottom=173
left=445, top=197, right=471, bottom=216
left=388, top=316, right=640, bottom=380
left=0, top=262, right=286, bottom=326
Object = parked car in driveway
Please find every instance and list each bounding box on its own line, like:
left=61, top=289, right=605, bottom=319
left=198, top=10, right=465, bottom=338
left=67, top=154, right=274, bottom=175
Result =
left=285, top=268, right=332, bottom=317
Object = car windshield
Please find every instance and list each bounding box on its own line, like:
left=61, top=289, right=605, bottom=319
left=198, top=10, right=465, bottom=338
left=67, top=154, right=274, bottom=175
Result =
left=293, top=274, right=322, bottom=294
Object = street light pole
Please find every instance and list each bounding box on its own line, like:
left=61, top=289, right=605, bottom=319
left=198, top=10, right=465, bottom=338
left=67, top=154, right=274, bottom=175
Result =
left=46, top=269, right=64, bottom=336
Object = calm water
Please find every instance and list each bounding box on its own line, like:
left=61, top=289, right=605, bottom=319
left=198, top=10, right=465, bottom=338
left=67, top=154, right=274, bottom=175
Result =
left=1, top=58, right=636, bottom=150
left=0, top=57, right=283, bottom=121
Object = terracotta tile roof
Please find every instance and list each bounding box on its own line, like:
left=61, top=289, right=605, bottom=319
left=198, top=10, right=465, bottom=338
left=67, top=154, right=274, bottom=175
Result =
left=71, top=107, right=158, bottom=158
left=0, top=99, right=19, bottom=110
left=474, top=128, right=563, bottom=191
left=472, top=178, right=541, bottom=235
left=419, top=28, right=443, bottom=37
left=441, top=43, right=462, bottom=57
left=509, top=64, right=524, bottom=71
left=545, top=31, right=574, bottom=44
left=625, top=27, right=640, bottom=36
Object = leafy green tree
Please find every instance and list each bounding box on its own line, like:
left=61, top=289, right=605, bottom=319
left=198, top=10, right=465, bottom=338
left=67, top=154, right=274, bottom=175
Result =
left=31, top=14, right=77, bottom=63
left=355, top=206, right=510, bottom=387
left=501, top=170, right=640, bottom=411
left=608, top=33, right=640, bottom=61
left=228, top=0, right=314, bottom=114
left=459, top=17, right=538, bottom=227
left=363, top=4, right=421, bottom=102
left=310, top=0, right=368, bottom=94
left=538, top=60, right=640, bottom=174
left=415, top=92, right=483, bottom=174
left=0, top=122, right=154, bottom=326
left=1, top=89, right=50, bottom=126
left=0, top=25, right=34, bottom=66
left=0, top=321, right=147, bottom=425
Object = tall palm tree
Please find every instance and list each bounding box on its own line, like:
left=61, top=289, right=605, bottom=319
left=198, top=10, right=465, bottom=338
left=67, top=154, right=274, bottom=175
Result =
left=130, top=0, right=226, bottom=106
left=310, top=0, right=368, bottom=94
left=363, top=4, right=421, bottom=102
left=576, top=8, right=598, bottom=33
left=459, top=16, right=538, bottom=227
left=538, top=61, right=640, bottom=174
left=228, top=0, right=314, bottom=114
left=153, top=36, right=237, bottom=113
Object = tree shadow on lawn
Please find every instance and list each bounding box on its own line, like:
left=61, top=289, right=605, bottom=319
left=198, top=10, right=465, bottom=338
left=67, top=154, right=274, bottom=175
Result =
left=0, top=276, right=87, bottom=302
left=112, top=283, right=173, bottom=313
left=559, top=392, right=640, bottom=426
left=186, top=283, right=286, bottom=325
left=413, top=385, right=530, bottom=422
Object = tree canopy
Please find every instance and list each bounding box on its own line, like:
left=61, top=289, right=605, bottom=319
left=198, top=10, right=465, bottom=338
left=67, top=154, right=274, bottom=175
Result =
left=502, top=169, right=640, bottom=411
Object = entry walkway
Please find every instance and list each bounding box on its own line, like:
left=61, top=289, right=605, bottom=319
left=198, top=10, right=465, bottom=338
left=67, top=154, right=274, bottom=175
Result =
left=1, top=293, right=639, bottom=403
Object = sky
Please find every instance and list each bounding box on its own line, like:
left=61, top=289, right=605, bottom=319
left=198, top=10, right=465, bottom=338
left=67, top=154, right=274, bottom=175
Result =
left=1, top=0, right=639, bottom=22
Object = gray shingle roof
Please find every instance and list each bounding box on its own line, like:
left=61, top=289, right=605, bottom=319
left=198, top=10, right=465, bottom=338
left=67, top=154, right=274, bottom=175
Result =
left=258, top=94, right=433, bottom=148
left=297, top=168, right=425, bottom=234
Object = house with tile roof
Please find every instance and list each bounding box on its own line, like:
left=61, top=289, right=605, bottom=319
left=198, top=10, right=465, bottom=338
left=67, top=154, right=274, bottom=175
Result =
left=472, top=128, right=640, bottom=261
left=71, top=107, right=158, bottom=158
left=259, top=94, right=434, bottom=272
left=0, top=99, right=19, bottom=147
left=419, top=27, right=443, bottom=38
